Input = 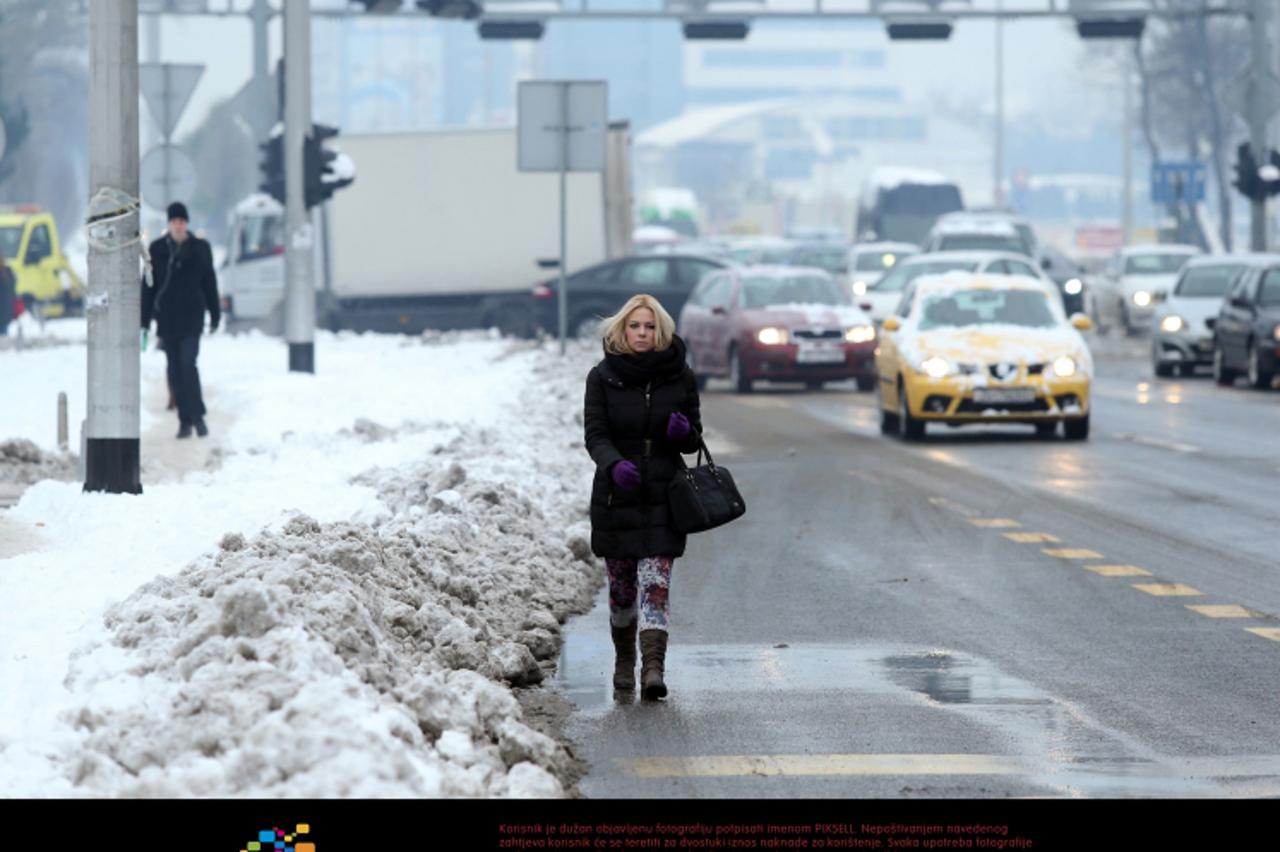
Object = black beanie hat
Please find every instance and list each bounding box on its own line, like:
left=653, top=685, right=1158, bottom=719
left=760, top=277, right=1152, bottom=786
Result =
left=166, top=202, right=189, bottom=222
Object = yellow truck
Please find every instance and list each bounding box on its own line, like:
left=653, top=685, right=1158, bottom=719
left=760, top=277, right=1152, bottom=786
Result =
left=0, top=206, right=84, bottom=317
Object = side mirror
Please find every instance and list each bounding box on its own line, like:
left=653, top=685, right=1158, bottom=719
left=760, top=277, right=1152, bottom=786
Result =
left=711, top=305, right=727, bottom=316
left=1070, top=314, right=1094, bottom=332
left=1041, top=258, right=1052, bottom=270
left=860, top=302, right=873, bottom=312
left=881, top=316, right=902, bottom=332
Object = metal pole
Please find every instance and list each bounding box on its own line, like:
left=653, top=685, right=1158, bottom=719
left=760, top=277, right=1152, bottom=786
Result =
left=1122, top=50, right=1133, bottom=246
left=558, top=82, right=569, bottom=356
left=1248, top=0, right=1270, bottom=251
left=58, top=391, right=68, bottom=452
left=85, top=0, right=142, bottom=495
left=252, top=0, right=273, bottom=140
left=285, top=0, right=315, bottom=372
left=163, top=64, right=172, bottom=210
left=994, top=0, right=1004, bottom=207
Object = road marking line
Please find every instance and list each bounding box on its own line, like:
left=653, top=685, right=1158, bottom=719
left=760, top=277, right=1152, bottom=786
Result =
left=924, top=449, right=969, bottom=469
left=734, top=396, right=788, bottom=409
left=971, top=518, right=1021, bottom=528
left=928, top=496, right=980, bottom=517
left=1042, top=548, right=1103, bottom=559
left=1087, top=565, right=1153, bottom=577
left=1004, top=532, right=1060, bottom=543
left=1246, top=628, right=1280, bottom=642
left=1133, top=583, right=1202, bottom=597
left=1111, top=432, right=1202, bottom=454
left=618, top=754, right=1023, bottom=779
left=1186, top=605, right=1263, bottom=619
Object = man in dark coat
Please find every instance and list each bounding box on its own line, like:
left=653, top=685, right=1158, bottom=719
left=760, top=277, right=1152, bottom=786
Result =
left=141, top=202, right=220, bottom=439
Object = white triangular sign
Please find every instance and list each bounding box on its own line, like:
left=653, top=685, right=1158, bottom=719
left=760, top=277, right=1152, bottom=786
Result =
left=140, top=63, right=205, bottom=139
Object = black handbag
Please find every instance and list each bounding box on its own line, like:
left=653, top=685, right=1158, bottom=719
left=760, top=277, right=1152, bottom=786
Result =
left=668, top=434, right=746, bottom=534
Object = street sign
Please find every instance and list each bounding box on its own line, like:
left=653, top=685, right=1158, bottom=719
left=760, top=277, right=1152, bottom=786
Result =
left=517, top=81, right=607, bottom=173
left=140, top=63, right=205, bottom=139
left=140, top=144, right=197, bottom=210
left=1150, top=162, right=1206, bottom=205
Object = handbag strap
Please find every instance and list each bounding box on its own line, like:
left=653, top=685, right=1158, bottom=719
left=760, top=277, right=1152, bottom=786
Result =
left=694, top=431, right=715, bottom=469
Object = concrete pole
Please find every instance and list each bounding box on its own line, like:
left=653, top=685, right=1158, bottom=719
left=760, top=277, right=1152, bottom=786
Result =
left=252, top=0, right=273, bottom=139
left=145, top=14, right=163, bottom=239
left=994, top=0, right=1004, bottom=207
left=85, top=0, right=142, bottom=495
left=284, top=0, right=315, bottom=373
left=558, top=83, right=569, bottom=356
left=1248, top=0, right=1270, bottom=251
left=1122, top=50, right=1133, bottom=246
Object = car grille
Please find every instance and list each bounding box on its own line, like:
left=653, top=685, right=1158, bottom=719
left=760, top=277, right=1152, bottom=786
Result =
left=956, top=398, right=1051, bottom=414
left=792, top=329, right=843, bottom=340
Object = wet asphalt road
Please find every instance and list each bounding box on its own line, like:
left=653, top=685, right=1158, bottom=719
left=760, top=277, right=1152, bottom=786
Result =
left=555, top=331, right=1280, bottom=798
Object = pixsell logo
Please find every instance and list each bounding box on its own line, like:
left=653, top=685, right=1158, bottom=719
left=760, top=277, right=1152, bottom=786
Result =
left=239, top=825, right=314, bottom=852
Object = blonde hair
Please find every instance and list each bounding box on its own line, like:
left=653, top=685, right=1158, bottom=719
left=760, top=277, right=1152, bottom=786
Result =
left=601, top=294, right=676, bottom=355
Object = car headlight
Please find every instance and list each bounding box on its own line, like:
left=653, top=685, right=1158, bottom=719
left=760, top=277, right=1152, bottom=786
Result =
left=756, top=326, right=788, bottom=345
left=1160, top=315, right=1185, bottom=333
left=1133, top=290, right=1152, bottom=307
left=1052, top=355, right=1077, bottom=377
left=845, top=324, right=875, bottom=344
left=852, top=280, right=869, bottom=296
left=1274, top=323, right=1280, bottom=341
left=1064, top=278, right=1083, bottom=296
left=920, top=355, right=952, bottom=379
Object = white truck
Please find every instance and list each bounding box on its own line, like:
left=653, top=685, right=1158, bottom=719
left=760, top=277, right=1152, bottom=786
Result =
left=220, top=124, right=634, bottom=336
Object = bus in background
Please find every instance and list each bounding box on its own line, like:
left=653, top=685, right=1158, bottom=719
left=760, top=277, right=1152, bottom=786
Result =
left=854, top=168, right=964, bottom=247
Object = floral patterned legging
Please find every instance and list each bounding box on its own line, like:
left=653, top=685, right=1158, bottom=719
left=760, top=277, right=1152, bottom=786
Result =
left=605, top=556, right=674, bottom=632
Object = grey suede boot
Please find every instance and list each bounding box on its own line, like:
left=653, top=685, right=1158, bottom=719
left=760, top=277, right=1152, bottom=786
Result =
left=611, top=619, right=638, bottom=690
left=639, top=629, right=668, bottom=700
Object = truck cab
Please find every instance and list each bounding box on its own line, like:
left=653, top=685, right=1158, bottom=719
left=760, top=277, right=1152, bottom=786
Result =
left=0, top=206, right=84, bottom=317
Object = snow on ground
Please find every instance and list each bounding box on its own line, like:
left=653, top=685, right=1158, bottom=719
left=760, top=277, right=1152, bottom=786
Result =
left=0, top=327, right=603, bottom=797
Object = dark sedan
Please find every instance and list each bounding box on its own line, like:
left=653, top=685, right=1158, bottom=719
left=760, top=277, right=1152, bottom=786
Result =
left=679, top=266, right=878, bottom=393
left=531, top=254, right=729, bottom=339
left=1213, top=253, right=1280, bottom=389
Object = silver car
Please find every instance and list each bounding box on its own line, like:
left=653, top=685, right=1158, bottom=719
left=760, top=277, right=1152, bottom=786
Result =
left=1104, top=243, right=1202, bottom=334
left=1151, top=257, right=1249, bottom=377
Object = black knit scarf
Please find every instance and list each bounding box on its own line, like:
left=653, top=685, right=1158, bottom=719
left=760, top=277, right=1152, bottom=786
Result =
left=605, top=334, right=688, bottom=387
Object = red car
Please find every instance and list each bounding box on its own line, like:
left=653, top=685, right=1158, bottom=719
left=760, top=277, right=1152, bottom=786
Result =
left=679, top=266, right=878, bottom=392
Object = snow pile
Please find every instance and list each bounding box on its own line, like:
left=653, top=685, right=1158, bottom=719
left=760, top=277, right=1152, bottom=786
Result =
left=0, top=438, right=78, bottom=486
left=0, top=331, right=604, bottom=797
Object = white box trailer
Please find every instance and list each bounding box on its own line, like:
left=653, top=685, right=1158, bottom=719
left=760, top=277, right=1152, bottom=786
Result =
left=221, top=124, right=633, bottom=335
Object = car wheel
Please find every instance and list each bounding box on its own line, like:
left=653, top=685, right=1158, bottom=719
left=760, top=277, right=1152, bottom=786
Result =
left=729, top=346, right=752, bottom=394
left=805, top=380, right=824, bottom=391
left=877, top=380, right=899, bottom=434
left=1119, top=302, right=1138, bottom=336
left=856, top=375, right=876, bottom=393
left=1247, top=340, right=1274, bottom=389
left=898, top=380, right=924, bottom=442
left=1154, top=361, right=1174, bottom=378
left=1063, top=414, right=1090, bottom=441
left=1035, top=422, right=1058, bottom=439
left=1213, top=346, right=1237, bottom=386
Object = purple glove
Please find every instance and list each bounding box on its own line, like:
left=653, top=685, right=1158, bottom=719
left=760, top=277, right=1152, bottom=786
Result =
left=611, top=460, right=641, bottom=491
left=666, top=412, right=691, bottom=441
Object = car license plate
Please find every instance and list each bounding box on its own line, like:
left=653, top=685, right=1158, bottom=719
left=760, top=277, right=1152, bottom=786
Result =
left=973, top=387, right=1036, bottom=404
left=796, top=344, right=845, bottom=364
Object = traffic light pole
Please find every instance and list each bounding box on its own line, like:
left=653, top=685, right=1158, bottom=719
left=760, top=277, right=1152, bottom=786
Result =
left=284, top=0, right=315, bottom=374
left=1248, top=0, right=1271, bottom=251
left=85, top=0, right=142, bottom=495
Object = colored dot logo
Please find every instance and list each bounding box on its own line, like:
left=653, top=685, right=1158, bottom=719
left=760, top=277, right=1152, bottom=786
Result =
left=240, top=824, right=313, bottom=852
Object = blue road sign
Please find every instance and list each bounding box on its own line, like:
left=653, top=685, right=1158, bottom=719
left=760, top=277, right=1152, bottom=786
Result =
left=1151, top=162, right=1206, bottom=204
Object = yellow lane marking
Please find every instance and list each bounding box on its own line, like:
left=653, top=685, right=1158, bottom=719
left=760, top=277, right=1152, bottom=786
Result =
left=619, top=754, right=1023, bottom=779
left=1246, top=628, right=1280, bottom=642
left=1004, top=532, right=1060, bottom=543
left=971, top=519, right=1021, bottom=528
left=1133, top=583, right=1202, bottom=597
left=1086, top=565, right=1153, bottom=577
left=1042, top=548, right=1103, bottom=559
left=1186, top=605, right=1263, bottom=619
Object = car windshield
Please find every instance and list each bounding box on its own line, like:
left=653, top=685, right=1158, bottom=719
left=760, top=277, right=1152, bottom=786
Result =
left=794, top=248, right=848, bottom=274
left=855, top=249, right=915, bottom=272
left=939, top=234, right=1027, bottom=254
left=916, top=288, right=1058, bottom=330
left=882, top=184, right=964, bottom=216
left=742, top=274, right=849, bottom=308
left=874, top=260, right=979, bottom=293
left=1125, top=253, right=1192, bottom=275
left=1175, top=265, right=1245, bottom=298
left=0, top=226, right=22, bottom=259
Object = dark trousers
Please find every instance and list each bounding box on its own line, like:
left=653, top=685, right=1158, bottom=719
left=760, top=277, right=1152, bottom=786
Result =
left=163, top=335, right=206, bottom=426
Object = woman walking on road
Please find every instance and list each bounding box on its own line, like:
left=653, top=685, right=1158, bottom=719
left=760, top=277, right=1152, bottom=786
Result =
left=583, top=294, right=703, bottom=700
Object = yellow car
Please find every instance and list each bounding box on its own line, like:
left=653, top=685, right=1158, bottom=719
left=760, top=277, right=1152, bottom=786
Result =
left=875, top=271, right=1094, bottom=440
left=0, top=206, right=84, bottom=317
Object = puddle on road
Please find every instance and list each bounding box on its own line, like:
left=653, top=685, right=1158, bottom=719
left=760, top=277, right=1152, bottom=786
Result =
left=555, top=611, right=1257, bottom=796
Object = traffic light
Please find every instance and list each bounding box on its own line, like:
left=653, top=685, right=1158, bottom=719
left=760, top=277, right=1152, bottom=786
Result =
left=259, top=130, right=285, bottom=205
left=416, top=0, right=482, bottom=19
left=1233, top=142, right=1261, bottom=202
left=1076, top=18, right=1146, bottom=39
left=304, top=123, right=355, bottom=209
